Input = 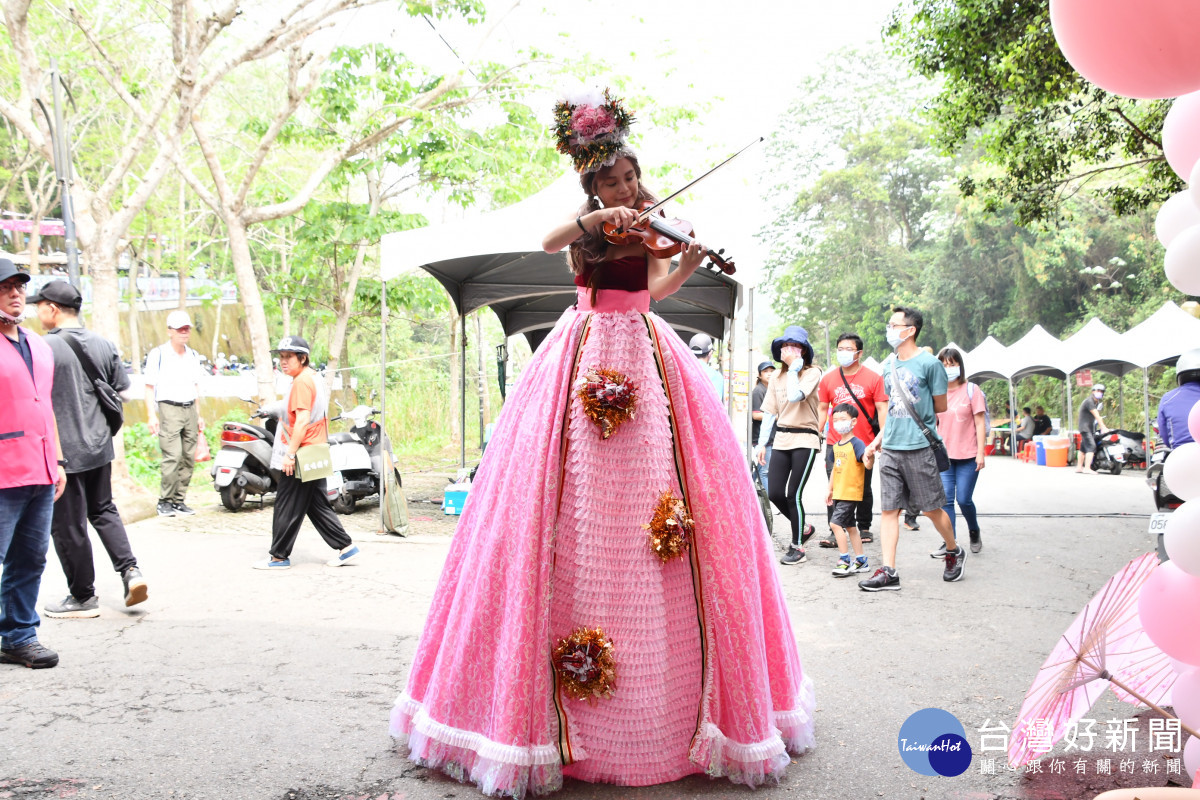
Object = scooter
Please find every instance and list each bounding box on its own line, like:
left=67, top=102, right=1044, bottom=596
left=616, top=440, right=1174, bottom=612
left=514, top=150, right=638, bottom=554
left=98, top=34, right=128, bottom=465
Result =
left=1089, top=427, right=1128, bottom=475
left=326, top=403, right=402, bottom=514
left=211, top=400, right=284, bottom=511
left=1146, top=442, right=1183, bottom=562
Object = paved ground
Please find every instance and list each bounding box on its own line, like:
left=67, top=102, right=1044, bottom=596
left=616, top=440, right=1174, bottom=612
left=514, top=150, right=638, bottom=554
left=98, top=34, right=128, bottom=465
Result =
left=1, top=458, right=1188, bottom=800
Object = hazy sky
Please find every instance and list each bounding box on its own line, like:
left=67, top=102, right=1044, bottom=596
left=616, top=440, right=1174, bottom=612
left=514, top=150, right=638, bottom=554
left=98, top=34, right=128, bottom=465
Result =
left=342, top=0, right=903, bottom=286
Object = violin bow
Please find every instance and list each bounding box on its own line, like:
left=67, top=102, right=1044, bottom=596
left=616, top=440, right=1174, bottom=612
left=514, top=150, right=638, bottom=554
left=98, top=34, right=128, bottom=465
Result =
left=635, top=136, right=764, bottom=223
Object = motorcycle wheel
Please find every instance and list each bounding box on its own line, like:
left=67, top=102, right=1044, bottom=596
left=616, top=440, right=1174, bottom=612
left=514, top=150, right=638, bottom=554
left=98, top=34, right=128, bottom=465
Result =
left=1110, top=462, right=1123, bottom=476
left=332, top=494, right=357, bottom=515
left=220, top=483, right=247, bottom=511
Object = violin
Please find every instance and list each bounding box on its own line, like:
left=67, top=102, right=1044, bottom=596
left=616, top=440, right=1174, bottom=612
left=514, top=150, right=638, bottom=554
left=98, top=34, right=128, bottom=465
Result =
left=598, top=136, right=764, bottom=277
left=602, top=201, right=736, bottom=275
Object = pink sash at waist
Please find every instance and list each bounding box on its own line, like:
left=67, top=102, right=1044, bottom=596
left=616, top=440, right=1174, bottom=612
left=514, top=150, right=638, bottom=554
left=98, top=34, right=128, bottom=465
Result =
left=575, top=287, right=651, bottom=314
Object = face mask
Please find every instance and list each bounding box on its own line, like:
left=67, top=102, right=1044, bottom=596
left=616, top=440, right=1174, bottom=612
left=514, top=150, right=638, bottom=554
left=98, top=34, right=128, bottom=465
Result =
left=781, top=345, right=802, bottom=360
left=944, top=366, right=961, bottom=381
left=0, top=307, right=23, bottom=325
left=885, top=327, right=904, bottom=349
left=836, top=351, right=855, bottom=368
left=833, top=420, right=854, bottom=435
left=1093, top=392, right=1103, bottom=400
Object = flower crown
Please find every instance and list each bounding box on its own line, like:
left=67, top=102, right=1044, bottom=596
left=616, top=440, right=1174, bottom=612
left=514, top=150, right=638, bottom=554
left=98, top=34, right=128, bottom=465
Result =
left=552, top=88, right=635, bottom=173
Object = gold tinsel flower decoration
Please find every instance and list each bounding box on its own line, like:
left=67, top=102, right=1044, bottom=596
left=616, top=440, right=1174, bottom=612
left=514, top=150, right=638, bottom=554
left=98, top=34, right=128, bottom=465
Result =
left=553, top=627, right=616, bottom=701
left=574, top=367, right=637, bottom=439
left=643, top=491, right=695, bottom=563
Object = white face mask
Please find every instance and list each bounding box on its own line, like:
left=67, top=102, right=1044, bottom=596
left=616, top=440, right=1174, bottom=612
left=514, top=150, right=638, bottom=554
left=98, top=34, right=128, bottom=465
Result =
left=833, top=420, right=854, bottom=436
left=836, top=350, right=856, bottom=368
left=885, top=326, right=906, bottom=349
left=1093, top=392, right=1103, bottom=401
left=944, top=366, right=961, bottom=381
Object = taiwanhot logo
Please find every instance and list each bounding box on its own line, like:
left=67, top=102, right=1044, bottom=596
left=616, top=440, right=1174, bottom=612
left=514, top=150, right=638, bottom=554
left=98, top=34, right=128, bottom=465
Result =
left=898, top=707, right=973, bottom=777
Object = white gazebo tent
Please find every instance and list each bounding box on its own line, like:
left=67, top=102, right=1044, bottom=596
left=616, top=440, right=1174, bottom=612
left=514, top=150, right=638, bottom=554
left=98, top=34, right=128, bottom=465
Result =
left=1061, top=318, right=1141, bottom=438
left=1116, top=301, right=1200, bottom=442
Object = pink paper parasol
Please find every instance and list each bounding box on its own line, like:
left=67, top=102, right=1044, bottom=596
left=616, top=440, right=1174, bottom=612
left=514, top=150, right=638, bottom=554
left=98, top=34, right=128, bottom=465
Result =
left=1008, top=552, right=1198, bottom=767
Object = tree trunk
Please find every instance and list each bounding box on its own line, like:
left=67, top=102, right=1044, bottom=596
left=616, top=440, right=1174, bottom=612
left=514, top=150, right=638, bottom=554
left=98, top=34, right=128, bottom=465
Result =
left=128, top=269, right=142, bottom=374
left=227, top=215, right=276, bottom=401
left=177, top=179, right=187, bottom=308
left=327, top=169, right=381, bottom=376
left=474, top=310, right=489, bottom=448
left=449, top=308, right=460, bottom=449
left=86, top=239, right=122, bottom=345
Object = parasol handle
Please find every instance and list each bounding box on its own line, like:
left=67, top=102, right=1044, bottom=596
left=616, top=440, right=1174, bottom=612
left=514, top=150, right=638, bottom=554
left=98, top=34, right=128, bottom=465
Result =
left=1101, top=669, right=1200, bottom=741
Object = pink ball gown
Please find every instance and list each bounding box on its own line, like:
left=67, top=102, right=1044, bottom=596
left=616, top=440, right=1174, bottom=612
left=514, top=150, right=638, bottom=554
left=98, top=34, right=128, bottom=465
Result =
left=391, top=261, right=815, bottom=798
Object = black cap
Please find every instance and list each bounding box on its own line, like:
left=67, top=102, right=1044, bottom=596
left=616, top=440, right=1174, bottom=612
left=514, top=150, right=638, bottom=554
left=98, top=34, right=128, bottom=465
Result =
left=29, top=279, right=82, bottom=310
left=757, top=360, right=776, bottom=374
left=271, top=335, right=311, bottom=355
left=0, top=258, right=30, bottom=285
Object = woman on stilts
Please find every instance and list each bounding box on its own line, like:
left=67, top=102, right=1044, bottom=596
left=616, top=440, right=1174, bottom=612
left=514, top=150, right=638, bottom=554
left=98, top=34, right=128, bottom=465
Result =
left=389, top=88, right=815, bottom=798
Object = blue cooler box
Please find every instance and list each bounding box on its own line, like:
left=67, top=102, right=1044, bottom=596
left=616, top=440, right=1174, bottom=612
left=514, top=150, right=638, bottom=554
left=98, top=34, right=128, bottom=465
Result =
left=1035, top=442, right=1046, bottom=466
left=443, top=484, right=470, bottom=516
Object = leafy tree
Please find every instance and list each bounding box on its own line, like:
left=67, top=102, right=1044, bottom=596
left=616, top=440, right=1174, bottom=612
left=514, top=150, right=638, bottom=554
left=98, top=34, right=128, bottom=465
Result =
left=886, top=0, right=1182, bottom=225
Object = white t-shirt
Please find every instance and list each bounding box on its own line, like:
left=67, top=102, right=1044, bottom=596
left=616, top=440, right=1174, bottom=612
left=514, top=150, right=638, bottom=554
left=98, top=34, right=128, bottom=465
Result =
left=145, top=344, right=205, bottom=403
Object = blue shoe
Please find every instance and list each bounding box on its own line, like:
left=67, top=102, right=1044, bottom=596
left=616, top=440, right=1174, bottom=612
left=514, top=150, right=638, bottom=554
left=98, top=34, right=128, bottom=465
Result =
left=252, top=558, right=291, bottom=570
left=326, top=545, right=360, bottom=567
left=853, top=556, right=869, bottom=574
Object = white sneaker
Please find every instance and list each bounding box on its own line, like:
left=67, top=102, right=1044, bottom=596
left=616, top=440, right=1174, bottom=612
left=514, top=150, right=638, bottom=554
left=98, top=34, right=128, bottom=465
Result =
left=326, top=545, right=360, bottom=567
left=252, top=558, right=291, bottom=570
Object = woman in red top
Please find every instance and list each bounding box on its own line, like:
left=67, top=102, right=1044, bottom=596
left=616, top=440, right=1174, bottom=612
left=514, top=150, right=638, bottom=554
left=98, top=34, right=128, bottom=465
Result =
left=391, top=90, right=814, bottom=797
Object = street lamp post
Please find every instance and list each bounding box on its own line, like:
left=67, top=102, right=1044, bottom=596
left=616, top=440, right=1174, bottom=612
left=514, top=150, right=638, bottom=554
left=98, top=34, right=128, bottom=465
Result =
left=36, top=59, right=80, bottom=288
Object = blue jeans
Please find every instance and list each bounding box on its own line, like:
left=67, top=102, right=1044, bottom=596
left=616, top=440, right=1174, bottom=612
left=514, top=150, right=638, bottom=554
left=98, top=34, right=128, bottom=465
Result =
left=757, top=446, right=772, bottom=494
left=0, top=484, right=54, bottom=649
left=940, top=458, right=980, bottom=535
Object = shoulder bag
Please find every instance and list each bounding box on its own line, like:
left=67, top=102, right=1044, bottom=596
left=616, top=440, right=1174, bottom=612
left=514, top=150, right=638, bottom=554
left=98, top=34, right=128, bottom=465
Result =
left=887, top=359, right=950, bottom=472
left=59, top=332, right=124, bottom=436
left=839, top=368, right=880, bottom=435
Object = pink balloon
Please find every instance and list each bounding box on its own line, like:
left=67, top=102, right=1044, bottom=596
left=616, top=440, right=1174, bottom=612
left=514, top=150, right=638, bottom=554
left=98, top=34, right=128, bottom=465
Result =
left=1139, top=561, right=1200, bottom=666
left=1175, top=668, right=1200, bottom=729
left=1156, top=192, right=1200, bottom=248
left=1166, top=226, right=1200, bottom=296
left=1050, top=0, right=1200, bottom=99
left=1189, top=736, right=1200, bottom=783
left=1164, top=92, right=1200, bottom=180
left=1190, top=399, right=1200, bottom=443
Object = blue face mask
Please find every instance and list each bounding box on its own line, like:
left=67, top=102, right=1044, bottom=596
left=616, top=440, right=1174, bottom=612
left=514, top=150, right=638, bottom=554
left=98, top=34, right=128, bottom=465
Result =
left=836, top=350, right=855, bottom=368
left=945, top=366, right=961, bottom=381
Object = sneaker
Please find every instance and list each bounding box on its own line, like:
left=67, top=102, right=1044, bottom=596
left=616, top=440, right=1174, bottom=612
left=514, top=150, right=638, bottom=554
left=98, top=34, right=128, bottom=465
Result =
left=903, top=520, right=921, bottom=531
left=853, top=556, right=870, bottom=573
left=818, top=533, right=838, bottom=548
left=122, top=567, right=148, bottom=607
left=44, top=595, right=100, bottom=619
left=156, top=500, right=176, bottom=517
left=326, top=545, right=361, bottom=567
left=800, top=523, right=816, bottom=546
left=930, top=542, right=948, bottom=559
left=859, top=529, right=874, bottom=544
left=859, top=566, right=900, bottom=592
left=171, top=502, right=196, bottom=516
left=943, top=546, right=966, bottom=582
left=0, top=640, right=59, bottom=669
left=969, top=529, right=982, bottom=554
left=779, top=546, right=807, bottom=565
left=252, top=558, right=291, bottom=570
left=832, top=556, right=854, bottom=577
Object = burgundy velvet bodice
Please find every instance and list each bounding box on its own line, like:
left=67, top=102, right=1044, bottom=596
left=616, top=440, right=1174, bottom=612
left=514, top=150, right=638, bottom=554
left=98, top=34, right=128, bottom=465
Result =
left=574, top=255, right=648, bottom=292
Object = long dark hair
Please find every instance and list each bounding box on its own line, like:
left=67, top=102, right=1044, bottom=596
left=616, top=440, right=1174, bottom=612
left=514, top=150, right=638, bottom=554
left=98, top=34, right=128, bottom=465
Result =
left=567, top=151, right=658, bottom=276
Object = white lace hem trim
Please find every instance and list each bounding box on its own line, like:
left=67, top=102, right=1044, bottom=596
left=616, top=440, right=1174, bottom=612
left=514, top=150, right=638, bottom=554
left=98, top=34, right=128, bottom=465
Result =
left=392, top=692, right=561, bottom=767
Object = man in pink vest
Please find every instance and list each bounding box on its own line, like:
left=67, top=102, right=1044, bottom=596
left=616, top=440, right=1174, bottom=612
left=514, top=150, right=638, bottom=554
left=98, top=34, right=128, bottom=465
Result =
left=0, top=260, right=68, bottom=669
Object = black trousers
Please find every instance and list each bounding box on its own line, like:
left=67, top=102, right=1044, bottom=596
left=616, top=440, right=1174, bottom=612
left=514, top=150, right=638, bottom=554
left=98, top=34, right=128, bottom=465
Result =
left=767, top=447, right=819, bottom=547
left=826, top=458, right=875, bottom=531
left=51, top=462, right=137, bottom=600
left=269, top=474, right=352, bottom=560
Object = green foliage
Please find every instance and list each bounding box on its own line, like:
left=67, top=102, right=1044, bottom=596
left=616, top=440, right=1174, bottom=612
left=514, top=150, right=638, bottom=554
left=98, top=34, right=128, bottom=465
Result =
left=122, top=423, right=162, bottom=488
left=886, top=0, right=1181, bottom=225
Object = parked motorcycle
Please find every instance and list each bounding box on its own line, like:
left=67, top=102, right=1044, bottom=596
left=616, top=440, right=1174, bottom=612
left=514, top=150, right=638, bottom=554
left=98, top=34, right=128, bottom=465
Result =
left=1089, top=428, right=1128, bottom=475
left=211, top=400, right=284, bottom=511
left=326, top=403, right=402, bottom=514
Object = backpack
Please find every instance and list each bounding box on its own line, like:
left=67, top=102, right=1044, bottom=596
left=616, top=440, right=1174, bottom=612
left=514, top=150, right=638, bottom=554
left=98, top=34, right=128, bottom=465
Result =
left=965, top=382, right=992, bottom=436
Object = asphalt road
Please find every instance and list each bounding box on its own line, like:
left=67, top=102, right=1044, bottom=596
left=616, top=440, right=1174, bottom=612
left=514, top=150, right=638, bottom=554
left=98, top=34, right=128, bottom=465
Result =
left=1, top=458, right=1185, bottom=800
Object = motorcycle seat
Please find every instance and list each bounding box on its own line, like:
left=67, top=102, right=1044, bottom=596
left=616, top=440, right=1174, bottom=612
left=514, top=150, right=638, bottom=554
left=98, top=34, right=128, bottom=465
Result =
left=328, top=432, right=358, bottom=444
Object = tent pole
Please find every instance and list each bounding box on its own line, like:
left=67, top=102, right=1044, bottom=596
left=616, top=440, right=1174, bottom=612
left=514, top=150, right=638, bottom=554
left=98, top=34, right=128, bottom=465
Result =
left=746, top=287, right=754, bottom=458
left=1119, top=376, right=1125, bottom=430
left=1066, top=378, right=1073, bottom=440
left=380, top=278, right=387, bottom=535
left=1144, top=367, right=1152, bottom=448
left=461, top=311, right=467, bottom=470
left=725, top=314, right=734, bottom=419
left=1009, top=380, right=1017, bottom=457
